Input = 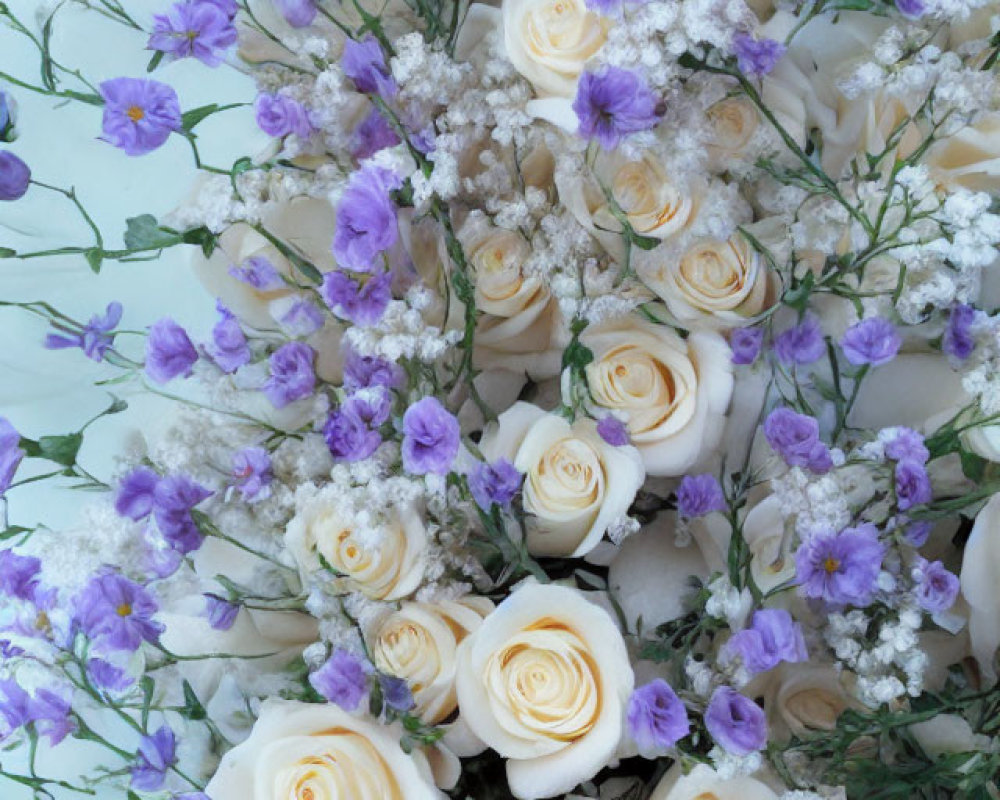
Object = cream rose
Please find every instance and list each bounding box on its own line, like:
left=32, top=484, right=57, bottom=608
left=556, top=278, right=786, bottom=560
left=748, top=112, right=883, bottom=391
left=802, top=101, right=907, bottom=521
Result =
left=960, top=493, right=1000, bottom=682
left=761, top=663, right=860, bottom=742
left=706, top=96, right=761, bottom=164
left=924, top=113, right=1000, bottom=193
left=650, top=763, right=778, bottom=800
left=640, top=235, right=778, bottom=330
left=479, top=402, right=645, bottom=557
left=574, top=316, right=734, bottom=476
left=454, top=582, right=633, bottom=799
left=502, top=0, right=610, bottom=97
left=464, top=221, right=567, bottom=378
left=205, top=698, right=444, bottom=800
left=743, top=495, right=797, bottom=593
left=368, top=596, right=494, bottom=724
left=286, top=491, right=427, bottom=601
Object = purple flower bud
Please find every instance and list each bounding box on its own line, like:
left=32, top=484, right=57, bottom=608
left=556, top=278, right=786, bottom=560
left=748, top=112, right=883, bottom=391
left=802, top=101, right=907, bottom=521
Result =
left=895, top=0, right=925, bottom=18
left=321, top=270, right=393, bottom=326
left=228, top=256, right=284, bottom=290
left=99, top=78, right=182, bottom=157
left=626, top=679, right=690, bottom=754
left=597, top=415, right=630, bottom=446
left=705, top=686, right=767, bottom=755
left=309, top=649, right=369, bottom=710
left=732, top=34, right=786, bottom=76
left=840, top=317, right=901, bottom=367
left=76, top=572, right=164, bottom=652
left=379, top=674, right=415, bottom=712
left=724, top=609, right=807, bottom=674
left=0, top=417, right=25, bottom=496
left=332, top=164, right=402, bottom=273
left=341, top=35, right=397, bottom=97
left=0, top=679, right=31, bottom=733
left=232, top=446, right=272, bottom=502
left=274, top=0, right=318, bottom=27
left=795, top=524, right=884, bottom=607
left=153, top=474, right=213, bottom=554
left=894, top=459, right=932, bottom=511
left=883, top=427, right=929, bottom=464
left=730, top=326, right=764, bottom=365
left=468, top=458, right=523, bottom=512
left=145, top=318, right=198, bottom=383
left=904, top=520, right=932, bottom=547
left=573, top=67, right=660, bottom=150
left=912, top=557, right=959, bottom=613
left=351, top=107, right=400, bottom=160
left=254, top=92, right=313, bottom=139
left=402, top=397, right=460, bottom=476
left=763, top=407, right=832, bottom=474
left=208, top=307, right=251, bottom=373
left=203, top=593, right=240, bottom=630
left=774, top=314, right=825, bottom=366
left=131, top=725, right=177, bottom=792
left=943, top=303, right=976, bottom=361
left=0, top=151, right=30, bottom=201
left=676, top=474, right=726, bottom=517
left=44, top=301, right=123, bottom=362
left=0, top=549, right=41, bottom=602
left=148, top=1, right=237, bottom=67
left=264, top=341, right=316, bottom=408
left=115, top=467, right=160, bottom=520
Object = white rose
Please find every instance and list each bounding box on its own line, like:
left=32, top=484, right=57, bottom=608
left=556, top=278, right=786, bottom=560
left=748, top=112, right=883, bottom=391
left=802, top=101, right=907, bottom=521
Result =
left=205, top=698, right=444, bottom=800
left=761, top=663, right=860, bottom=742
left=960, top=493, right=1000, bottom=682
left=286, top=490, right=427, bottom=601
left=502, top=0, right=610, bottom=97
left=455, top=582, right=634, bottom=799
left=743, top=495, right=797, bottom=593
left=650, top=763, right=778, bottom=800
left=479, top=402, right=645, bottom=557
left=463, top=221, right=568, bottom=379
left=639, top=235, right=778, bottom=330
left=574, top=316, right=734, bottom=476
left=706, top=96, right=761, bottom=165
left=368, top=596, right=494, bottom=724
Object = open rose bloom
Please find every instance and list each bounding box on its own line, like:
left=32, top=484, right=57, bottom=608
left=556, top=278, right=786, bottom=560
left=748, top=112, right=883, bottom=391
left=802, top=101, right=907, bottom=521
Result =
left=5, top=0, right=1000, bottom=798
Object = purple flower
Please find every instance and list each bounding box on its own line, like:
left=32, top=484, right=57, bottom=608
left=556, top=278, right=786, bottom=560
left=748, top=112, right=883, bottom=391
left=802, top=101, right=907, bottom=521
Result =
left=264, top=341, right=316, bottom=407
left=597, top=415, right=629, bottom=446
left=883, top=427, right=929, bottom=464
left=0, top=417, right=24, bottom=495
left=208, top=310, right=251, bottom=373
left=310, top=649, right=369, bottom=710
left=0, top=640, right=25, bottom=660
left=676, top=474, right=726, bottom=517
left=76, top=572, right=164, bottom=652
left=99, top=77, right=182, bottom=156
left=274, top=0, right=317, bottom=27
left=341, top=35, right=397, bottom=97
left=254, top=92, right=313, bottom=139
left=88, top=658, right=134, bottom=692
left=379, top=674, right=415, bottom=712
left=346, top=389, right=391, bottom=427
left=912, top=557, right=959, bottom=613
left=232, top=447, right=272, bottom=502
left=44, top=301, right=123, bottom=362
left=275, top=298, right=325, bottom=337
left=321, top=270, right=393, bottom=325
left=705, top=686, right=767, bottom=755
left=0, top=549, right=41, bottom=601
left=840, top=317, right=901, bottom=367
left=626, top=679, right=690, bottom=754
left=115, top=467, right=161, bottom=520
left=774, top=314, right=825, bottom=366
left=228, top=256, right=284, bottom=290
left=402, top=397, right=460, bottom=475
left=468, top=458, right=523, bottom=512
left=725, top=609, right=807, bottom=674
left=148, top=1, right=237, bottom=67
left=0, top=151, right=30, bottom=201
left=730, top=326, right=764, bottom=365
left=795, top=524, right=884, bottom=607
left=352, top=108, right=400, bottom=160
left=31, top=688, right=75, bottom=745
left=763, top=407, right=832, bottom=473
left=904, top=520, right=932, bottom=547
left=943, top=303, right=976, bottom=361
left=895, top=0, right=926, bottom=18
left=146, top=318, right=198, bottom=383
left=343, top=351, right=402, bottom=392
left=332, top=165, right=402, bottom=272
left=153, top=474, right=213, bottom=554
left=203, top=0, right=238, bottom=17
left=203, top=593, right=240, bottom=630
left=895, top=459, right=932, bottom=511
left=732, top=34, right=786, bottom=76
left=0, top=679, right=31, bottom=734
left=131, top=725, right=177, bottom=792
left=323, top=407, right=381, bottom=462
left=573, top=67, right=660, bottom=150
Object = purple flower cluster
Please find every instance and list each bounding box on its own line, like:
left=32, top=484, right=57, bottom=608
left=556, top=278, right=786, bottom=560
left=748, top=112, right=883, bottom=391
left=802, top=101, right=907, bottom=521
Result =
left=324, top=389, right=391, bottom=462
left=148, top=1, right=237, bottom=67
left=343, top=351, right=402, bottom=392
left=597, top=415, right=629, bottom=446
left=0, top=150, right=30, bottom=201
left=725, top=609, right=807, bottom=674
left=573, top=67, right=660, bottom=150
left=0, top=417, right=25, bottom=495
left=402, top=397, right=460, bottom=475
left=322, top=270, right=393, bottom=325
left=732, top=34, right=786, bottom=76
left=99, top=77, right=182, bottom=156
left=796, top=524, right=885, bottom=607
left=705, top=686, right=767, bottom=755
left=146, top=317, right=198, bottom=383
left=309, top=649, right=370, bottom=710
left=943, top=303, right=976, bottom=360
left=332, top=164, right=403, bottom=272
left=264, top=341, right=316, bottom=407
left=840, top=317, right=901, bottom=367
left=131, top=725, right=177, bottom=791
left=76, top=572, right=164, bottom=652
left=895, top=459, right=932, bottom=511
left=341, top=35, right=397, bottom=97
left=911, top=557, right=959, bottom=613
left=774, top=314, right=825, bottom=366
left=763, top=407, right=832, bottom=473
left=0, top=548, right=42, bottom=602
left=468, top=458, right=523, bottom=512
left=676, top=474, right=726, bottom=517
left=0, top=679, right=75, bottom=745
left=254, top=92, right=313, bottom=139
left=884, top=427, right=929, bottom=464
left=626, top=679, right=690, bottom=754
left=730, top=326, right=764, bottom=365
left=115, top=468, right=213, bottom=554
left=44, top=301, right=122, bottom=362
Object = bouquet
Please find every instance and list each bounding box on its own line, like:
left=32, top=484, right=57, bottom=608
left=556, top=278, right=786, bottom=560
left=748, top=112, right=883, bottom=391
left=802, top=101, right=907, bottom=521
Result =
left=1, top=0, right=1000, bottom=797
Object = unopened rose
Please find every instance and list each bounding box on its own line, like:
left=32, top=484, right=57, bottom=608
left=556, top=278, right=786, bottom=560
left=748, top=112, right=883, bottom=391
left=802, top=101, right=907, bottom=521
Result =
left=480, top=402, right=644, bottom=557
left=455, top=581, right=634, bottom=799
left=762, top=662, right=860, bottom=742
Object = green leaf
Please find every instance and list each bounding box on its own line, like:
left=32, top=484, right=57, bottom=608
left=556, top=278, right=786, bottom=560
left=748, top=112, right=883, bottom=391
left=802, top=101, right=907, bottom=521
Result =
left=146, top=50, right=165, bottom=73
left=181, top=226, right=218, bottom=259
left=123, top=215, right=182, bottom=251
left=23, top=433, right=83, bottom=467
left=0, top=247, right=15, bottom=257
left=630, top=231, right=661, bottom=251
left=0, top=525, right=33, bottom=542
left=181, top=680, right=207, bottom=720
left=140, top=675, right=155, bottom=730
left=182, top=103, right=222, bottom=132
left=961, top=450, right=987, bottom=482
left=783, top=270, right=815, bottom=313
left=84, top=247, right=103, bottom=273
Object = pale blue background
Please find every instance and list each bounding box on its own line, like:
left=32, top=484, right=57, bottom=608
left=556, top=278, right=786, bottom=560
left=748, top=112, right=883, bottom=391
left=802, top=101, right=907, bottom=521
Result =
left=1, top=1, right=266, bottom=795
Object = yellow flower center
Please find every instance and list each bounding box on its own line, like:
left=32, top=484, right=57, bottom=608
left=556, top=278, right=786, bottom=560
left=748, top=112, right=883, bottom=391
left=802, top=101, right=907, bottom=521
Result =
left=116, top=603, right=133, bottom=617
left=823, top=557, right=840, bottom=574
left=126, top=105, right=145, bottom=123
